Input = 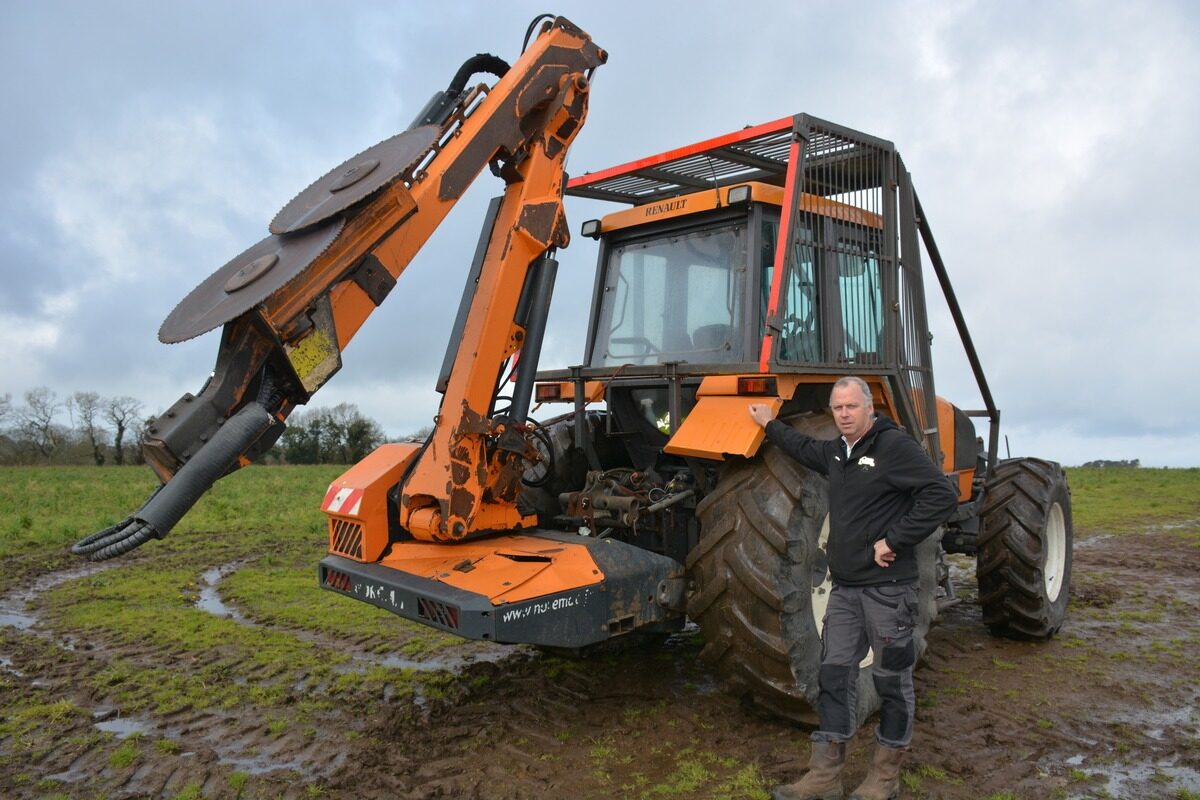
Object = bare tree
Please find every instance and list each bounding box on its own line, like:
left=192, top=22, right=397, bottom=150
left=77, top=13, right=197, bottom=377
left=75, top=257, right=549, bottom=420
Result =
left=18, top=387, right=66, bottom=459
left=0, top=393, right=11, bottom=426
left=129, top=415, right=151, bottom=465
left=71, top=391, right=109, bottom=466
left=105, top=396, right=143, bottom=466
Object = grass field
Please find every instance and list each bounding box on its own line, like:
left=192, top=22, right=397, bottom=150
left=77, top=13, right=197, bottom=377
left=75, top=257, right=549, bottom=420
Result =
left=1, top=464, right=1197, bottom=799
left=5, top=464, right=1195, bottom=551
left=1, top=464, right=469, bottom=798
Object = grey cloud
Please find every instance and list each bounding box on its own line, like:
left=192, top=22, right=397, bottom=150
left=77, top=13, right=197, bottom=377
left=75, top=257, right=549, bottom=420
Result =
left=3, top=0, right=1198, bottom=466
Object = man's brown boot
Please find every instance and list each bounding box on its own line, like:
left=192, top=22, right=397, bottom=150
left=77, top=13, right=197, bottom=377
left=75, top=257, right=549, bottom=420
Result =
left=848, top=744, right=906, bottom=800
left=771, top=740, right=847, bottom=800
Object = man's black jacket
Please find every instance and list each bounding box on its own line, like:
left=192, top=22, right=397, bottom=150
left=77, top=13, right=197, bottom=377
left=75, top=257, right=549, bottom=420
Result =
left=764, top=414, right=958, bottom=586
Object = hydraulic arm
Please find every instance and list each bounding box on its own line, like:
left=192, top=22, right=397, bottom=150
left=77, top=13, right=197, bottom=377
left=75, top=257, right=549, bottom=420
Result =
left=73, top=17, right=606, bottom=559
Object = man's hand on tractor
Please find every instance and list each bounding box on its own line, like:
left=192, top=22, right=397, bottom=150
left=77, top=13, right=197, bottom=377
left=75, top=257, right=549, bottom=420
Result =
left=747, top=403, right=774, bottom=428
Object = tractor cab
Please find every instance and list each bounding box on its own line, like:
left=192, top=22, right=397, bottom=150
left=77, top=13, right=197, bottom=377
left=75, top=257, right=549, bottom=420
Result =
left=581, top=181, right=885, bottom=373
left=539, top=115, right=957, bottom=465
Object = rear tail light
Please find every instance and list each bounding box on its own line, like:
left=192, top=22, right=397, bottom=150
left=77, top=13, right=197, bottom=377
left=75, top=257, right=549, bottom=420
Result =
left=738, top=376, right=778, bottom=395
left=535, top=383, right=563, bottom=401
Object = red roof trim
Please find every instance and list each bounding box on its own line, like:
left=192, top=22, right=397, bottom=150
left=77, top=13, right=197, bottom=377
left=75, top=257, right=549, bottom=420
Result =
left=567, top=115, right=793, bottom=190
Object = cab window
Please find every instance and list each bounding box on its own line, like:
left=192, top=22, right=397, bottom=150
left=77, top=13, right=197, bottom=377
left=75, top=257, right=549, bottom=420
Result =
left=591, top=223, right=746, bottom=366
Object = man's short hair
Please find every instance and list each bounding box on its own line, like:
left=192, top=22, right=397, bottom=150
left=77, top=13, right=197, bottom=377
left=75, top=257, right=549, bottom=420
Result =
left=831, top=376, right=874, bottom=408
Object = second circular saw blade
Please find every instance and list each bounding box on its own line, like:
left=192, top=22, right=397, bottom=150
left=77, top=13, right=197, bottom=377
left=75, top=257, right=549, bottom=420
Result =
left=269, top=125, right=438, bottom=236
left=158, top=218, right=344, bottom=344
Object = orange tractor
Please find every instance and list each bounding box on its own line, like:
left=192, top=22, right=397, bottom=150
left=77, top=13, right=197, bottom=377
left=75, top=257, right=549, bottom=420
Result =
left=76, top=16, right=1072, bottom=723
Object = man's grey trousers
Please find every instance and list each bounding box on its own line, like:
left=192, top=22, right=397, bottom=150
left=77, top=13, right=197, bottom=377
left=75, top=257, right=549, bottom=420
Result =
left=812, top=583, right=918, bottom=748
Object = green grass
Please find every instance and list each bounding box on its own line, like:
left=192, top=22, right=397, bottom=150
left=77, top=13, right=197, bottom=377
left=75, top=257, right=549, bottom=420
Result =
left=1066, top=467, right=1200, bottom=533
left=614, top=747, right=768, bottom=799
left=109, top=737, right=139, bottom=768
left=0, top=464, right=342, bottom=553
left=7, top=465, right=1191, bottom=554
left=2, top=464, right=1198, bottom=798
left=0, top=464, right=455, bottom=734
left=221, top=553, right=462, bottom=654
left=0, top=699, right=84, bottom=741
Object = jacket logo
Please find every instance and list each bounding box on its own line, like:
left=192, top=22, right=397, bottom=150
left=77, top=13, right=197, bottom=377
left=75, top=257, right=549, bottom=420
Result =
left=858, top=456, right=876, bottom=468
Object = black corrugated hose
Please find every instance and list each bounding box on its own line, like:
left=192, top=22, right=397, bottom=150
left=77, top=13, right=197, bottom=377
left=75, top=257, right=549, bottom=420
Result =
left=71, top=403, right=276, bottom=561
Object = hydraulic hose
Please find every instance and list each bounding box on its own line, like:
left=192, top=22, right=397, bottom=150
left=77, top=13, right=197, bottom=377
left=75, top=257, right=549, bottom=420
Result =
left=71, top=403, right=276, bottom=561
left=446, top=54, right=510, bottom=96
left=410, top=53, right=511, bottom=130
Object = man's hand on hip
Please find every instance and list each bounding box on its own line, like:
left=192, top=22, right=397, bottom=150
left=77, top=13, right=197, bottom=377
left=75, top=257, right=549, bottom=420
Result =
left=874, top=538, right=896, bottom=568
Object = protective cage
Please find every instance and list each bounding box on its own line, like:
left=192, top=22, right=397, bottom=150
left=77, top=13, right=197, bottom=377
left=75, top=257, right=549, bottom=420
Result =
left=566, top=114, right=956, bottom=460
left=770, top=118, right=939, bottom=457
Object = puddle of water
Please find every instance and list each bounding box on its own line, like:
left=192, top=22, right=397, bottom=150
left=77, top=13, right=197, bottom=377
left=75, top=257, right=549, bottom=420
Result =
left=1081, top=761, right=1200, bottom=799
left=95, top=716, right=151, bottom=738
left=0, top=563, right=116, bottom=632
left=83, top=702, right=320, bottom=779
left=45, top=763, right=91, bottom=784
left=196, top=564, right=249, bottom=622
left=197, top=559, right=520, bottom=676
left=1073, top=533, right=1113, bottom=549
left=0, top=654, right=23, bottom=677
left=1116, top=704, right=1200, bottom=739
left=1153, top=519, right=1200, bottom=532
left=218, top=753, right=307, bottom=776
left=364, top=644, right=517, bottom=673
left=0, top=608, right=36, bottom=630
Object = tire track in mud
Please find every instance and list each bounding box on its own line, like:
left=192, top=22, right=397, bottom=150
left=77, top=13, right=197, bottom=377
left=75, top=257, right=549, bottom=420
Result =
left=194, top=560, right=519, bottom=675
left=911, top=530, right=1200, bottom=799
left=5, top=528, right=1200, bottom=799
left=0, top=554, right=520, bottom=798
left=321, top=629, right=786, bottom=800
left=0, top=578, right=350, bottom=796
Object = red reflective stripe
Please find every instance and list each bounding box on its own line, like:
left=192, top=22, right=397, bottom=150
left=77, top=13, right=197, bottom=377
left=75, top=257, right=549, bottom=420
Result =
left=321, top=483, right=341, bottom=511
left=567, top=116, right=793, bottom=190
left=759, top=138, right=803, bottom=371
left=323, top=486, right=365, bottom=515
left=346, top=489, right=364, bottom=516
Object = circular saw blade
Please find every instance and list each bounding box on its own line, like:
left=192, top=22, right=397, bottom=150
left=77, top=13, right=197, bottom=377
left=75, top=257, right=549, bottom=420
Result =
left=269, top=125, right=439, bottom=235
left=158, top=217, right=344, bottom=344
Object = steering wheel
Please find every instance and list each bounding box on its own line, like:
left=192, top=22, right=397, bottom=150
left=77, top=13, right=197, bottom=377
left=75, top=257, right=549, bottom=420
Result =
left=609, top=337, right=660, bottom=359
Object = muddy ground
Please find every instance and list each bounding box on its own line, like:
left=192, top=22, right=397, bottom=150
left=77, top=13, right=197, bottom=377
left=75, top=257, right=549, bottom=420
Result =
left=1, top=524, right=1198, bottom=800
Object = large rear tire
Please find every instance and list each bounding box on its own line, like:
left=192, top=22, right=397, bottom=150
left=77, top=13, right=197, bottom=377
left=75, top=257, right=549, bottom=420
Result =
left=977, top=458, right=1073, bottom=638
left=688, top=414, right=940, bottom=726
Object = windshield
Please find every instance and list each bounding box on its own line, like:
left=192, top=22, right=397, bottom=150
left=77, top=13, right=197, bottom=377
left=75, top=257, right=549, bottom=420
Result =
left=590, top=222, right=747, bottom=366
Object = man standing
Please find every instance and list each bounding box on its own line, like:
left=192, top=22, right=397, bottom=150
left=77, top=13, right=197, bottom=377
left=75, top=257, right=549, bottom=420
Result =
left=748, top=376, right=957, bottom=800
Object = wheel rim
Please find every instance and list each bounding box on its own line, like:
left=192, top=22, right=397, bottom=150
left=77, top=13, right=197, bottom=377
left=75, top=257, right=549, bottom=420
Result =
left=1044, top=502, right=1067, bottom=602
left=812, top=514, right=873, bottom=668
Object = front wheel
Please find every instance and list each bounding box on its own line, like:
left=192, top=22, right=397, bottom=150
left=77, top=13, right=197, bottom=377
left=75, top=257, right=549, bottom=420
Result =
left=977, top=458, right=1073, bottom=638
left=688, top=413, right=939, bottom=725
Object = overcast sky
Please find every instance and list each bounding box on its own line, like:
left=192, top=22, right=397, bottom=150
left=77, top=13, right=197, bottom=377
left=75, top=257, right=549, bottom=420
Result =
left=2, top=0, right=1198, bottom=467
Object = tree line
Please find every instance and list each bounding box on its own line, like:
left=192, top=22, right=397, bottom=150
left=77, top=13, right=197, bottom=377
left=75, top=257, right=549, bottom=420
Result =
left=0, top=388, right=391, bottom=467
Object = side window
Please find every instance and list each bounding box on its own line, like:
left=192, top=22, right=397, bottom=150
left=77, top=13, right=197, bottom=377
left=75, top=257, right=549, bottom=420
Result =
left=836, top=238, right=882, bottom=363
left=762, top=216, right=821, bottom=363
left=781, top=229, right=820, bottom=361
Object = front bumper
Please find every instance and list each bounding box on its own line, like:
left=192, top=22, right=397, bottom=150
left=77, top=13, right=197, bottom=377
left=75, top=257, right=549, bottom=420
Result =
left=319, top=531, right=685, bottom=648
